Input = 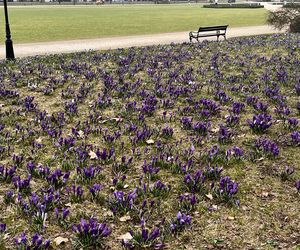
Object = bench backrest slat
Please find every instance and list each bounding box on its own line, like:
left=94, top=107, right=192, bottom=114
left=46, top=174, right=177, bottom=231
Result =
left=198, top=25, right=228, bottom=32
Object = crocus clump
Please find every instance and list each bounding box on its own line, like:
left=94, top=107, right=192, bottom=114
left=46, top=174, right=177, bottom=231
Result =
left=278, top=166, right=294, bottom=181
left=226, top=146, right=244, bottom=161
left=204, top=165, right=223, bottom=180
left=170, top=211, right=192, bottom=233
left=142, top=161, right=160, bottom=180
left=72, top=218, right=111, bottom=248
left=184, top=170, right=206, bottom=193
left=226, top=114, right=239, bottom=127
left=88, top=183, right=103, bottom=201
left=14, top=232, right=50, bottom=250
left=291, top=131, right=300, bottom=146
left=161, top=126, right=174, bottom=138
left=54, top=207, right=70, bottom=228
left=178, top=193, right=197, bottom=212
left=150, top=180, right=171, bottom=197
left=253, top=138, right=279, bottom=158
left=122, top=223, right=163, bottom=249
left=248, top=113, right=272, bottom=133
left=109, top=189, right=138, bottom=215
left=192, top=121, right=211, bottom=136
left=31, top=204, right=48, bottom=232
left=0, top=165, right=16, bottom=182
left=76, top=165, right=101, bottom=183
left=46, top=169, right=70, bottom=189
left=212, top=176, right=239, bottom=204
left=286, top=118, right=298, bottom=130
left=218, top=124, right=233, bottom=143
left=13, top=175, right=31, bottom=194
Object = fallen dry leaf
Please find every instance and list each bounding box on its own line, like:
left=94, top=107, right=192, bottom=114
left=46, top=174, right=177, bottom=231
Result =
left=54, top=236, right=69, bottom=246
left=78, top=130, right=84, bottom=138
left=118, top=232, right=133, bottom=241
left=211, top=127, right=219, bottom=133
left=35, top=137, right=42, bottom=143
left=111, top=117, right=122, bottom=122
left=89, top=150, right=98, bottom=160
left=3, top=233, right=9, bottom=240
left=119, top=215, right=131, bottom=222
left=206, top=194, right=213, bottom=200
left=146, top=139, right=155, bottom=145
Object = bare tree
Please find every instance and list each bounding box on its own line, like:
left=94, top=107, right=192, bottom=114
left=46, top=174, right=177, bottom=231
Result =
left=267, top=5, right=300, bottom=33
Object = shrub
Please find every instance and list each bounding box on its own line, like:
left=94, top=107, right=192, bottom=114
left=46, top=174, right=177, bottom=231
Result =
left=267, top=5, right=300, bottom=33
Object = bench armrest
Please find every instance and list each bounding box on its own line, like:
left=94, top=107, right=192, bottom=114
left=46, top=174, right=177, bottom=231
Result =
left=189, top=31, right=199, bottom=36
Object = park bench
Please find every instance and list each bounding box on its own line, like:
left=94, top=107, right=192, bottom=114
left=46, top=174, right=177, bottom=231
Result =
left=189, top=25, right=228, bottom=42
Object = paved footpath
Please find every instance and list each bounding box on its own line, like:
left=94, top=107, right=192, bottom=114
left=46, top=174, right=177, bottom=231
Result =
left=0, top=25, right=282, bottom=59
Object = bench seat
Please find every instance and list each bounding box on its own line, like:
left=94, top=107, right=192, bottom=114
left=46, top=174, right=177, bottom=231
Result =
left=189, top=25, right=228, bottom=42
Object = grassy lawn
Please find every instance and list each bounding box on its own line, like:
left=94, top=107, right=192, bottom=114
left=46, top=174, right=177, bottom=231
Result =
left=0, top=5, right=267, bottom=43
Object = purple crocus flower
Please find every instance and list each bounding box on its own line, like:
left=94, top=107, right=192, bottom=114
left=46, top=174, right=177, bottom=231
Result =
left=291, top=131, right=300, bottom=145
left=287, top=118, right=298, bottom=129
left=295, top=180, right=300, bottom=192
left=14, top=232, right=27, bottom=246
left=0, top=223, right=6, bottom=233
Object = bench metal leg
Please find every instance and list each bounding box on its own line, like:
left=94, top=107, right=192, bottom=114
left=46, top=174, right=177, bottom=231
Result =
left=224, top=35, right=227, bottom=41
left=217, top=35, right=219, bottom=42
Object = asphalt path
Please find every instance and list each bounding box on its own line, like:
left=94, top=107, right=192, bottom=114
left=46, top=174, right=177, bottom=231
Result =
left=0, top=25, right=283, bottom=59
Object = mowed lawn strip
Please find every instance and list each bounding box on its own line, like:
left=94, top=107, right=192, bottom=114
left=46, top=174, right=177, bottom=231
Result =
left=0, top=5, right=267, bottom=43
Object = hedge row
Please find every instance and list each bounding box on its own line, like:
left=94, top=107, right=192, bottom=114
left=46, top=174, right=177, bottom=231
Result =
left=203, top=3, right=264, bottom=8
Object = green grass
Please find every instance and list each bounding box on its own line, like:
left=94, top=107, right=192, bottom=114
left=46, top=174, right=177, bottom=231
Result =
left=0, top=5, right=267, bottom=43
